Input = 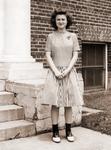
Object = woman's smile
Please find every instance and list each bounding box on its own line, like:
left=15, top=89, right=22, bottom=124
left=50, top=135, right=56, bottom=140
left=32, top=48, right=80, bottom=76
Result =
left=56, top=15, right=67, bottom=30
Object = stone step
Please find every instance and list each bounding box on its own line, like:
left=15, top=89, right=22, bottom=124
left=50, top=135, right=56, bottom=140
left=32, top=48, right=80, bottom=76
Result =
left=6, top=79, right=45, bottom=97
left=0, top=120, right=36, bottom=141
left=0, top=105, right=24, bottom=122
left=0, top=91, right=14, bottom=105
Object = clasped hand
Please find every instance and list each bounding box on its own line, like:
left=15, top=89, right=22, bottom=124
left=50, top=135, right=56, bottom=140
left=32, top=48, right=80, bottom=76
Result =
left=54, top=69, right=69, bottom=79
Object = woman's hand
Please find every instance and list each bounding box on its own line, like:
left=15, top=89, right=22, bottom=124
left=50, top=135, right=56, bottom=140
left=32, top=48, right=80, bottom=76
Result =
left=62, top=69, right=70, bottom=77
left=61, top=51, right=79, bottom=78
left=54, top=70, right=63, bottom=79
left=46, top=52, right=63, bottom=79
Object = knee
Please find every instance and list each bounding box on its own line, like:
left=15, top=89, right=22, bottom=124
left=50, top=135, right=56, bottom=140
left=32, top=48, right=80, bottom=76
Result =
left=52, top=105, right=59, bottom=111
left=65, top=107, right=72, bottom=111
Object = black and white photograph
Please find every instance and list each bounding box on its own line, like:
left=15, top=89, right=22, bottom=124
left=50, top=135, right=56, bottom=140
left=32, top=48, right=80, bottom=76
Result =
left=0, top=0, right=111, bottom=149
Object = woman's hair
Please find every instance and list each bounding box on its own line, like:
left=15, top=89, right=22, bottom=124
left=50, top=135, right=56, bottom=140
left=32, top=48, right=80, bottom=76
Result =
left=50, top=10, right=72, bottom=30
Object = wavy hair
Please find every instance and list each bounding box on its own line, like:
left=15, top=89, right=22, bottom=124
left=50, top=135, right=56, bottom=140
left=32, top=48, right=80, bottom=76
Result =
left=50, top=10, right=72, bottom=30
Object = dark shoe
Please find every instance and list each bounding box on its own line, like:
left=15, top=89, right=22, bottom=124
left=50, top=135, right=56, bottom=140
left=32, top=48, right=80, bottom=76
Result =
left=52, top=124, right=61, bottom=143
left=65, top=123, right=75, bottom=142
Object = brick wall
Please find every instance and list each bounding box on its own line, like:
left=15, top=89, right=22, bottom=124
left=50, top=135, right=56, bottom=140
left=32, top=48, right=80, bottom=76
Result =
left=31, top=0, right=111, bottom=68
left=108, top=44, right=111, bottom=71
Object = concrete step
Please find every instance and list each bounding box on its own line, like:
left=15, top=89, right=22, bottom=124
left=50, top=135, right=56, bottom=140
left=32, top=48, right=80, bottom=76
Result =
left=0, top=120, right=36, bottom=141
left=6, top=79, right=45, bottom=97
left=0, top=105, right=24, bottom=122
left=0, top=91, right=14, bottom=105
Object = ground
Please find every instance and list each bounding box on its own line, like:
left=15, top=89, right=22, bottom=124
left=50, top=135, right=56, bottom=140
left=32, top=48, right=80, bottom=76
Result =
left=82, top=90, right=111, bottom=135
left=0, top=127, right=111, bottom=150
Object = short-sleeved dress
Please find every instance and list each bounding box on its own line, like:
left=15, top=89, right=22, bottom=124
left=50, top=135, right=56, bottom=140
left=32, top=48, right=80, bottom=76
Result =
left=42, top=31, right=84, bottom=107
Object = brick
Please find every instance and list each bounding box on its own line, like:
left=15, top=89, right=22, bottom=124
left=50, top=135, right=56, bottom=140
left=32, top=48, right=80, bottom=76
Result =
left=31, top=0, right=111, bottom=68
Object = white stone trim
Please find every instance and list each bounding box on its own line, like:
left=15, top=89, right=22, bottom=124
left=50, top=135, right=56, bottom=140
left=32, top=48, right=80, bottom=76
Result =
left=0, top=0, right=35, bottom=62
left=0, top=55, right=35, bottom=63
left=105, top=44, right=108, bottom=90
left=0, top=0, right=4, bottom=54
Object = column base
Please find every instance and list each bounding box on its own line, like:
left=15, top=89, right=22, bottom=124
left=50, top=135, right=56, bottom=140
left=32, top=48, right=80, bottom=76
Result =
left=0, top=62, right=47, bottom=81
left=0, top=55, right=35, bottom=62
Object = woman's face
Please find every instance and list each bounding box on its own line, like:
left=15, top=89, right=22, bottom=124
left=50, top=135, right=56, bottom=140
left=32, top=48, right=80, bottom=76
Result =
left=56, top=14, right=67, bottom=30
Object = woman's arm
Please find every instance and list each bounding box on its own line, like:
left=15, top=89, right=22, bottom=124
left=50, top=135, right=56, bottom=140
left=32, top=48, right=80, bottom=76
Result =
left=62, top=51, right=78, bottom=77
left=45, top=34, right=63, bottom=78
left=46, top=52, right=63, bottom=78
left=62, top=33, right=80, bottom=77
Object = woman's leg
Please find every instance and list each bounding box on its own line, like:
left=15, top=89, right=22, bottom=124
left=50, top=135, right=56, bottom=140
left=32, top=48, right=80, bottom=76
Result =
left=51, top=105, right=60, bottom=143
left=64, top=107, right=74, bottom=142
left=51, top=105, right=59, bottom=125
left=64, top=107, right=72, bottom=124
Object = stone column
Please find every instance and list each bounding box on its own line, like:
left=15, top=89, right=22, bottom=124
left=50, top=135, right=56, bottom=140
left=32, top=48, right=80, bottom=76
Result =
left=0, top=0, right=4, bottom=56
left=0, top=0, right=46, bottom=81
left=0, top=0, right=34, bottom=62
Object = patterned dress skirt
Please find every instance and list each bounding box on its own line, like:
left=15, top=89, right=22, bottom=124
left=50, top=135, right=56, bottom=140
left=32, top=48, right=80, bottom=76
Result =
left=42, top=66, right=84, bottom=107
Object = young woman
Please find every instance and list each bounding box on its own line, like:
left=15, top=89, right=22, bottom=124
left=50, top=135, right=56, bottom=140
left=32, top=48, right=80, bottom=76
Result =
left=43, top=10, right=84, bottom=143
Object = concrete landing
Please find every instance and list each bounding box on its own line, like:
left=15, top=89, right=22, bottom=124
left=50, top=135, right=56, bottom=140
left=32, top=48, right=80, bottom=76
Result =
left=0, top=127, right=111, bottom=150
